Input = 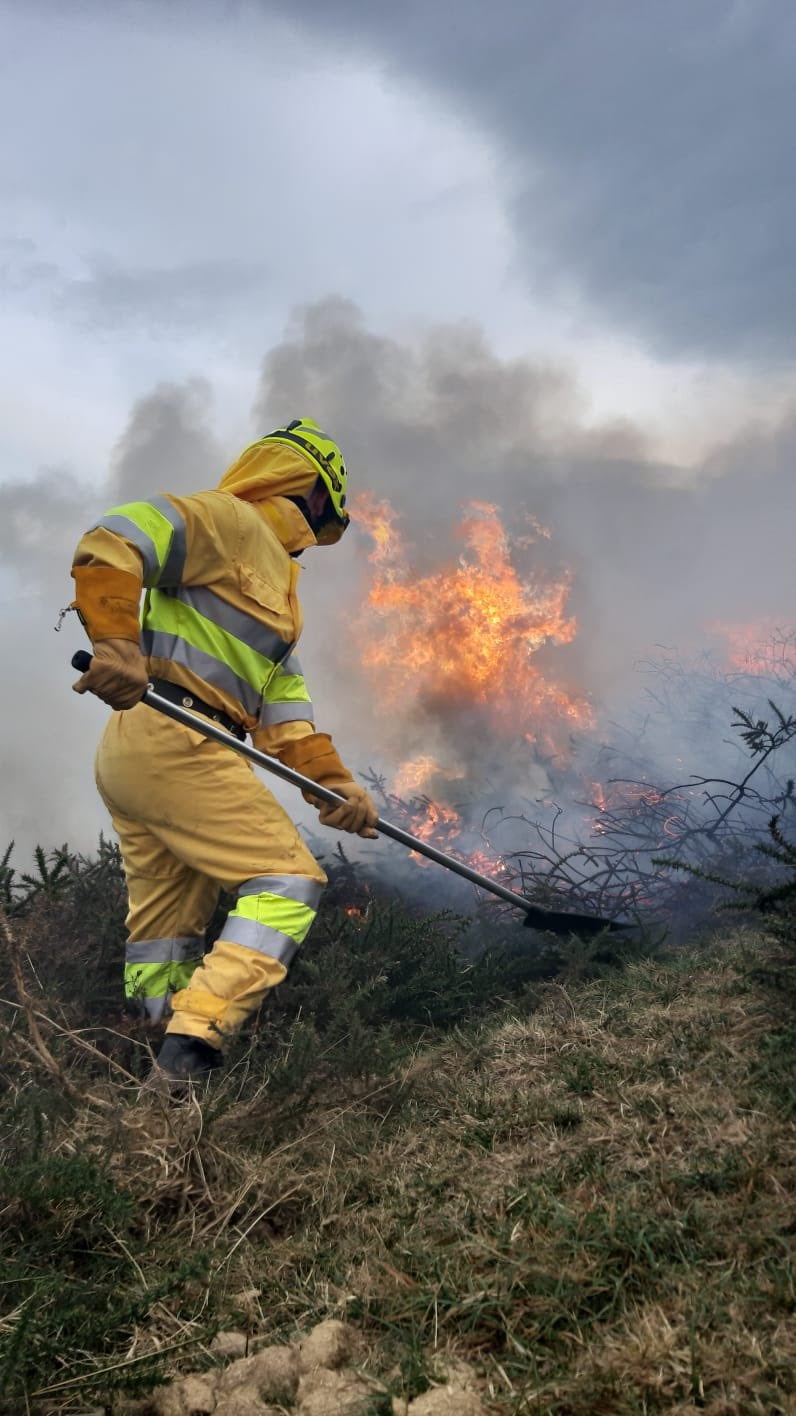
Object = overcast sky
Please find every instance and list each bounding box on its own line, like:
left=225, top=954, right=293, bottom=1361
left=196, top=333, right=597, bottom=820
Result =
left=1, top=0, right=793, bottom=864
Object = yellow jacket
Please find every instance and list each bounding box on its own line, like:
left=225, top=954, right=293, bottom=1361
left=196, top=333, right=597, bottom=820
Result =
left=72, top=440, right=332, bottom=759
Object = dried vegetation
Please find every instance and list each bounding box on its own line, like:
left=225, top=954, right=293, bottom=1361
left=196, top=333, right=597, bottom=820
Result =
left=0, top=831, right=793, bottom=1415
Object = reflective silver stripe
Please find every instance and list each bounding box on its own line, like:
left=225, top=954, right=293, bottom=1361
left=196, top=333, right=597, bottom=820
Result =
left=151, top=496, right=188, bottom=585
left=169, top=585, right=291, bottom=665
left=141, top=629, right=263, bottom=717
left=92, top=496, right=187, bottom=586
left=126, top=936, right=203, bottom=964
left=219, top=916, right=299, bottom=967
left=259, top=699, right=315, bottom=726
left=236, top=875, right=323, bottom=909
left=281, top=652, right=303, bottom=676
left=94, top=515, right=161, bottom=583
left=142, top=994, right=172, bottom=1022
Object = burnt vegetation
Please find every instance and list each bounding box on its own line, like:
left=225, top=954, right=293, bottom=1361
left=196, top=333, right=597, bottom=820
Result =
left=0, top=641, right=794, bottom=1412
left=360, top=636, right=796, bottom=943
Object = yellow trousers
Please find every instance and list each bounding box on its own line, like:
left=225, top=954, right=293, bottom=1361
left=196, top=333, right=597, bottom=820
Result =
left=94, top=703, right=326, bottom=1047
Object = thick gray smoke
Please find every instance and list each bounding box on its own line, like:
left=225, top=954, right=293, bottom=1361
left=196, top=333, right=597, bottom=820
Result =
left=2, top=300, right=793, bottom=875
left=252, top=303, right=795, bottom=928
left=0, top=468, right=99, bottom=858
left=0, top=382, right=222, bottom=867
left=256, top=300, right=794, bottom=758
left=107, top=378, right=223, bottom=503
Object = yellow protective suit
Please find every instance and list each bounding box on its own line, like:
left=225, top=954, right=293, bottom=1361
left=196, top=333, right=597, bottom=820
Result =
left=71, top=439, right=356, bottom=1047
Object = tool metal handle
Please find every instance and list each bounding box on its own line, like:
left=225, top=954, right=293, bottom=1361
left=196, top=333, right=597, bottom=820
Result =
left=70, top=651, right=626, bottom=935
left=71, top=649, right=354, bottom=812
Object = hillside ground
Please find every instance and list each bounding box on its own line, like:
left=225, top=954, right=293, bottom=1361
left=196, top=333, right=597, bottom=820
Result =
left=0, top=897, right=793, bottom=1415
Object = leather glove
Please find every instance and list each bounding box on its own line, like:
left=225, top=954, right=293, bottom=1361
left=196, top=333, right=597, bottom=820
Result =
left=277, top=732, right=379, bottom=840
left=72, top=638, right=149, bottom=710
left=315, top=781, right=379, bottom=839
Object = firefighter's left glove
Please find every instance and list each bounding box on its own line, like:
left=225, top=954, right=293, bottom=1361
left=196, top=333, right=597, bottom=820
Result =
left=72, top=638, right=149, bottom=710
left=278, top=732, right=379, bottom=839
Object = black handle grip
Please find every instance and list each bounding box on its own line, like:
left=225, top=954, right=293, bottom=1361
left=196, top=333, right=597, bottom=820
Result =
left=72, top=651, right=93, bottom=672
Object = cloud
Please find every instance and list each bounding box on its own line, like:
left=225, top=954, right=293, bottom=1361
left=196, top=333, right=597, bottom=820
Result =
left=64, top=260, right=273, bottom=336
left=0, top=1, right=518, bottom=349
left=261, top=0, right=796, bottom=360
left=0, top=240, right=272, bottom=337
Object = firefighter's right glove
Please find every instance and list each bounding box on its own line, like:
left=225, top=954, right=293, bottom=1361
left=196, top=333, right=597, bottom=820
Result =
left=278, top=732, right=379, bottom=839
left=316, top=782, right=379, bottom=838
left=72, top=638, right=149, bottom=710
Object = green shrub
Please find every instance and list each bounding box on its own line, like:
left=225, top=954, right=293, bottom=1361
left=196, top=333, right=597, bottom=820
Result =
left=0, top=1154, right=211, bottom=1403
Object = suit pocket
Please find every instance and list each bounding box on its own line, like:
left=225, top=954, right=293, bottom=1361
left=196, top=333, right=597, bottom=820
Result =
left=238, top=563, right=295, bottom=645
left=239, top=563, right=288, bottom=612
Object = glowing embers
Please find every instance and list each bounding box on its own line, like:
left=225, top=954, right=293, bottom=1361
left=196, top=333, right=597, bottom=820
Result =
left=706, top=621, right=796, bottom=678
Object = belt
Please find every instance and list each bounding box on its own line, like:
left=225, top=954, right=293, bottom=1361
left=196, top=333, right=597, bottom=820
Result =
left=149, top=678, right=247, bottom=741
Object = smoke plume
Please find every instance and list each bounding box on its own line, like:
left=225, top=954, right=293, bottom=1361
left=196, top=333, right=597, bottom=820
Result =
left=255, top=300, right=794, bottom=774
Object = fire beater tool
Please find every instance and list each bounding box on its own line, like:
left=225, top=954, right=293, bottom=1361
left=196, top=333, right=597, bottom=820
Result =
left=72, top=651, right=630, bottom=938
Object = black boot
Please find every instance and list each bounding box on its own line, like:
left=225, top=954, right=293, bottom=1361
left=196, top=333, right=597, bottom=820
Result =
left=145, top=1033, right=223, bottom=1094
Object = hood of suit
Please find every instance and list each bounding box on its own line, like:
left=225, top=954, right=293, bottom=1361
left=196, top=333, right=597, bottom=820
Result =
left=217, top=439, right=319, bottom=554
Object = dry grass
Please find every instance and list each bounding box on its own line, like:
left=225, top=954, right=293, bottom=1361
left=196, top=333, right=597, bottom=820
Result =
left=1, top=926, right=794, bottom=1414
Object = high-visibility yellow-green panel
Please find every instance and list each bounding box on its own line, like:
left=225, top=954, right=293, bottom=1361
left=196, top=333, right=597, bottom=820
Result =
left=146, top=591, right=278, bottom=692
left=230, top=891, right=316, bottom=943
left=105, top=501, right=174, bottom=571
left=268, top=671, right=311, bottom=704
left=125, top=959, right=201, bottom=999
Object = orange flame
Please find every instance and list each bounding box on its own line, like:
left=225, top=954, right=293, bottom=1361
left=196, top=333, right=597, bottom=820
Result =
left=393, top=754, right=464, bottom=797
left=592, top=782, right=608, bottom=814
left=400, top=795, right=507, bottom=878
left=394, top=798, right=461, bottom=866
left=353, top=494, right=591, bottom=754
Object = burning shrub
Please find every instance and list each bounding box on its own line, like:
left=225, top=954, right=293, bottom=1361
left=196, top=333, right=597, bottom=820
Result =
left=340, top=638, right=796, bottom=944
left=349, top=487, right=795, bottom=941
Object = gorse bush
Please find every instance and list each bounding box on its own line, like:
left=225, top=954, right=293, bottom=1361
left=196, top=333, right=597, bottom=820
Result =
left=659, top=812, right=796, bottom=1007
left=656, top=808, right=796, bottom=1123
left=0, top=833, right=648, bottom=1069
left=746, top=815, right=796, bottom=988
left=0, top=837, right=128, bottom=1026
left=0, top=1156, right=211, bottom=1403
left=0, top=676, right=793, bottom=1410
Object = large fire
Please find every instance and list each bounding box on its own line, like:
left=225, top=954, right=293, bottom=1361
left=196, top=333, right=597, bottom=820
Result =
left=347, top=498, right=793, bottom=922
left=350, top=493, right=591, bottom=885
left=353, top=493, right=591, bottom=757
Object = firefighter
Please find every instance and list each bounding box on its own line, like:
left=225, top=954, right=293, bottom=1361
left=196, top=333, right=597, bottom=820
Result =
left=71, top=419, right=378, bottom=1087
